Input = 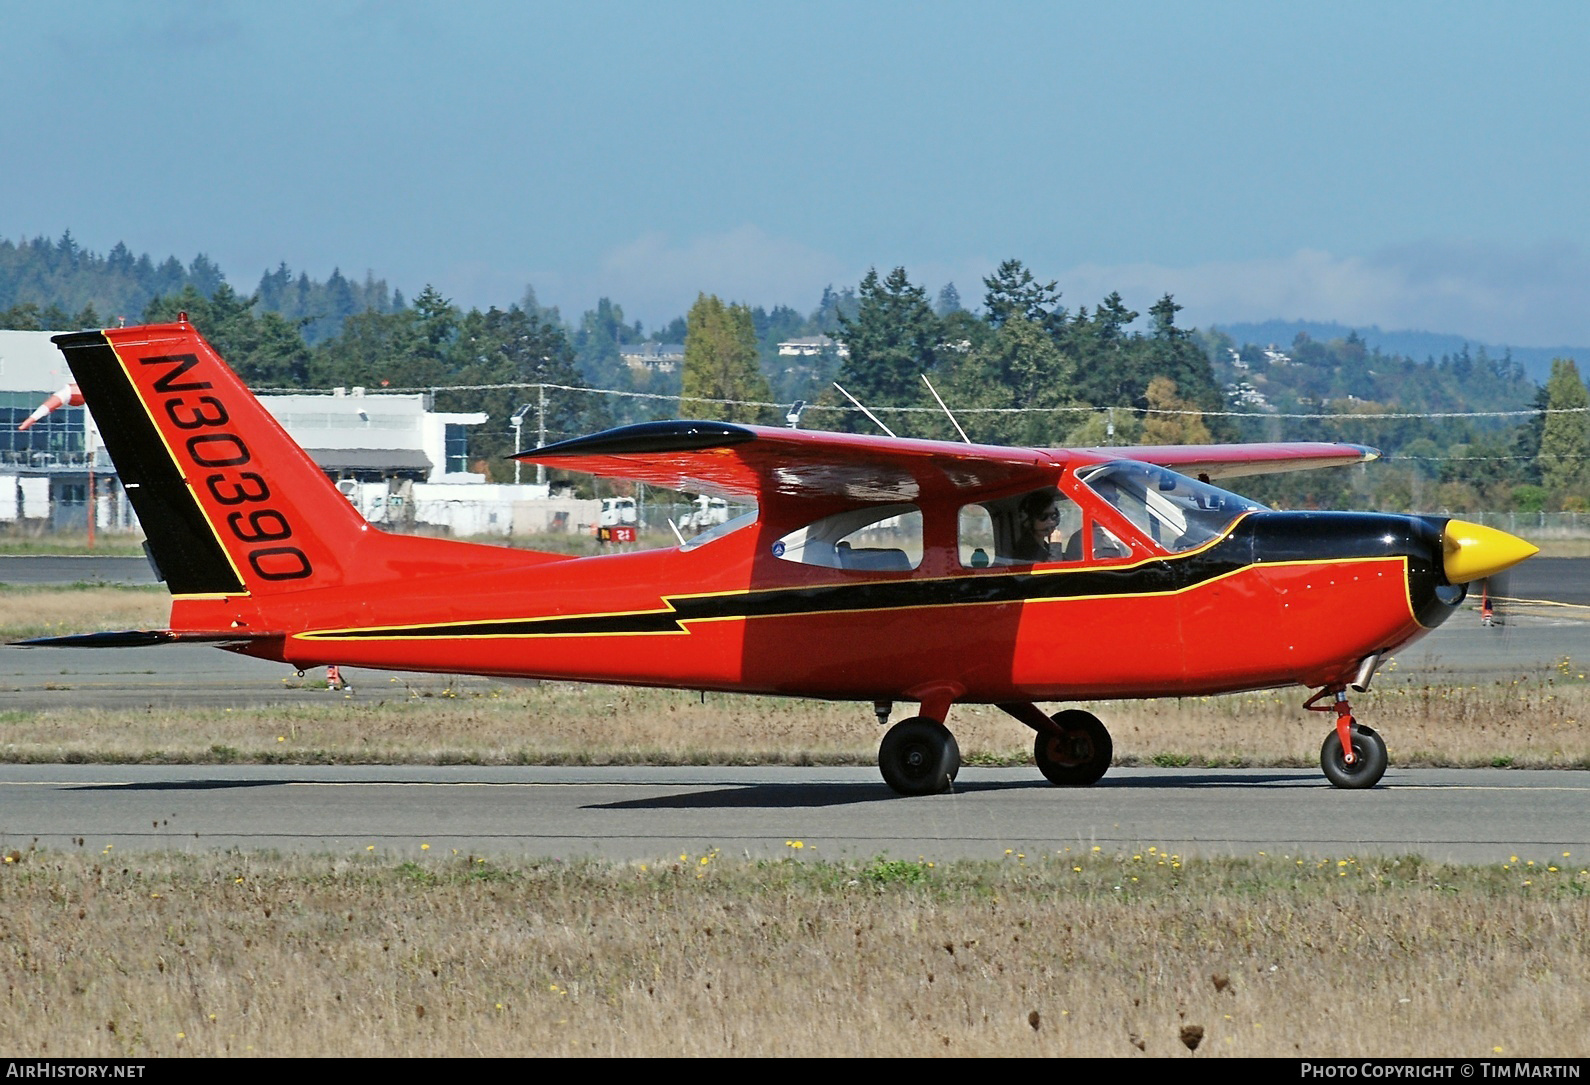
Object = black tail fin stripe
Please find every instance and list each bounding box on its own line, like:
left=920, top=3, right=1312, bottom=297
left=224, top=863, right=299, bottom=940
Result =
left=53, top=330, right=246, bottom=595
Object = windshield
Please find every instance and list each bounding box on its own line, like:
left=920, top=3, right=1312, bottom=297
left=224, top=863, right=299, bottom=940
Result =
left=1076, top=461, right=1263, bottom=552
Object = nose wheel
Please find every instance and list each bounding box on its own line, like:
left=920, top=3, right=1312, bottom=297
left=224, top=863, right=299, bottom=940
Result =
left=1320, top=723, right=1387, bottom=789
left=878, top=717, right=960, bottom=796
left=1307, top=687, right=1389, bottom=789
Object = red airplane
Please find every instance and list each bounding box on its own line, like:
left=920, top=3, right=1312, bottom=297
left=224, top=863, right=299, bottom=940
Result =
left=30, top=319, right=1538, bottom=794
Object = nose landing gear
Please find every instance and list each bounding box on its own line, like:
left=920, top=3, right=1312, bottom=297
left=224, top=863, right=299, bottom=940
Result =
left=1306, top=687, right=1388, bottom=789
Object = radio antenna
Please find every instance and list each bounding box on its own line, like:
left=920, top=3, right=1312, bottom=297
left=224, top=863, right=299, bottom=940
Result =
left=920, top=373, right=970, bottom=444
left=831, top=382, right=896, bottom=438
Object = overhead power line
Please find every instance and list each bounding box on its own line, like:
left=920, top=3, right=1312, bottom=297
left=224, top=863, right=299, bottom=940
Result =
left=253, top=381, right=1568, bottom=422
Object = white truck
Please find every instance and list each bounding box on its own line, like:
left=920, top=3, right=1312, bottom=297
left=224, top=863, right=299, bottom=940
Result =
left=677, top=495, right=730, bottom=534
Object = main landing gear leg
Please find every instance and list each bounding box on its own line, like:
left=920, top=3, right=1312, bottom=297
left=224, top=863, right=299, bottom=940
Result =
left=998, top=702, right=1113, bottom=786
left=876, top=690, right=961, bottom=797
left=1305, top=687, right=1388, bottom=789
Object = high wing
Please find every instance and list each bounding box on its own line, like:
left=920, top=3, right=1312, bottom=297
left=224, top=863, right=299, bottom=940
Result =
left=1085, top=441, right=1379, bottom=480
left=520, top=421, right=1378, bottom=502
left=520, top=421, right=1052, bottom=504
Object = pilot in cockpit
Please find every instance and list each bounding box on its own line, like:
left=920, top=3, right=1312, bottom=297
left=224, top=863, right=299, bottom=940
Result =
left=1011, top=489, right=1062, bottom=563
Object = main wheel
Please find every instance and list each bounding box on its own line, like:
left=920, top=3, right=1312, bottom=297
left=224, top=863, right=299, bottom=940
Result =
left=879, top=717, right=960, bottom=796
left=1034, top=709, right=1113, bottom=786
left=1320, top=723, right=1387, bottom=789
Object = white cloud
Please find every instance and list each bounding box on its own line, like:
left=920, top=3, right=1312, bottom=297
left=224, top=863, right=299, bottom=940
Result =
left=529, top=226, right=853, bottom=328
left=448, top=234, right=1590, bottom=348
left=1059, top=243, right=1590, bottom=347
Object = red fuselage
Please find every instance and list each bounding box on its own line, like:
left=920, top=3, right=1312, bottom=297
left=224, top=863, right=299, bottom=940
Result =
left=174, top=507, right=1451, bottom=705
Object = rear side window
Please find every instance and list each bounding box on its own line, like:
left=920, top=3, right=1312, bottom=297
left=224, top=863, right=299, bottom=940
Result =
left=774, top=504, right=922, bottom=571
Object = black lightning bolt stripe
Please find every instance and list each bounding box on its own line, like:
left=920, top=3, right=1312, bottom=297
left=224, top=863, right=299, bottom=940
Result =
left=300, top=512, right=1451, bottom=640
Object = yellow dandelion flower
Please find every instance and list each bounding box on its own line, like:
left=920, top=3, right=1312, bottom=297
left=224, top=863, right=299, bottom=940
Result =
left=421, top=843, right=430, bottom=851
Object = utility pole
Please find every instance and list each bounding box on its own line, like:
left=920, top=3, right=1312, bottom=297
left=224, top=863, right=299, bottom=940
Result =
left=510, top=404, right=531, bottom=486
left=536, top=381, right=547, bottom=486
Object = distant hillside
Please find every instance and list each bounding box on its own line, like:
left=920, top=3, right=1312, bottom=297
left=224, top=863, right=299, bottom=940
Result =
left=0, top=233, right=401, bottom=344
left=1214, top=320, right=1586, bottom=384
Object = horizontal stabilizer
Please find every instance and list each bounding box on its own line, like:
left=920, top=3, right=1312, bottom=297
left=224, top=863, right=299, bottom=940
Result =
left=13, top=630, right=279, bottom=649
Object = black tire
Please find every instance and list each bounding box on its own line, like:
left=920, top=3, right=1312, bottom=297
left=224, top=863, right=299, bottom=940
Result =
left=1034, top=709, right=1113, bottom=786
left=879, top=717, right=960, bottom=796
left=1320, top=723, right=1388, bottom=789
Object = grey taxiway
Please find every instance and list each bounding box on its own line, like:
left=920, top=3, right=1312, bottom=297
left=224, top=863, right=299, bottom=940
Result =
left=2, top=555, right=1587, bottom=865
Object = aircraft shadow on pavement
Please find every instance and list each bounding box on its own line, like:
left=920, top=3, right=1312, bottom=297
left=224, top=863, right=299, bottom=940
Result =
left=65, top=779, right=298, bottom=793
left=588, top=771, right=1318, bottom=810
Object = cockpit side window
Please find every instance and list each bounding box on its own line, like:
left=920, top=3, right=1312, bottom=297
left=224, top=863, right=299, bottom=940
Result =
left=1076, top=461, right=1263, bottom=552
left=959, top=490, right=1083, bottom=567
left=774, top=503, right=922, bottom=571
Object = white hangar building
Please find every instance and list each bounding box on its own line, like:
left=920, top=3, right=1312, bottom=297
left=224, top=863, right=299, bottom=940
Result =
left=0, top=329, right=587, bottom=537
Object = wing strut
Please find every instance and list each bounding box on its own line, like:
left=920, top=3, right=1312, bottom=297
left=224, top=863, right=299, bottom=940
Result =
left=831, top=382, right=896, bottom=438
left=920, top=373, right=970, bottom=444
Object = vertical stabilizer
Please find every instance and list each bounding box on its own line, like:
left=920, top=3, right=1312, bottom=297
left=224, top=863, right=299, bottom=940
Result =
left=54, top=321, right=370, bottom=597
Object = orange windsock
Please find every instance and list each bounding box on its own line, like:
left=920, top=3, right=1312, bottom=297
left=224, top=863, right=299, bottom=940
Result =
left=17, top=382, right=83, bottom=431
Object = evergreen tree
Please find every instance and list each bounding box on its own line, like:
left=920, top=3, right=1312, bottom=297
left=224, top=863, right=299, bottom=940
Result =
left=445, top=304, right=601, bottom=475
left=835, top=267, right=941, bottom=417
left=573, top=298, right=634, bottom=391
left=1539, top=358, right=1590, bottom=500
left=943, top=315, right=1074, bottom=446
left=982, top=259, right=1062, bottom=328
left=143, top=283, right=310, bottom=385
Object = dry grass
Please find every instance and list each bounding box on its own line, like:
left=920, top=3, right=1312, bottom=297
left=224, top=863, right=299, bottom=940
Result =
left=0, top=532, right=148, bottom=557
left=3, top=585, right=1588, bottom=768
left=0, top=848, right=1583, bottom=1058
left=3, top=677, right=1587, bottom=770
left=5, top=590, right=1586, bottom=1060
left=0, top=584, right=169, bottom=639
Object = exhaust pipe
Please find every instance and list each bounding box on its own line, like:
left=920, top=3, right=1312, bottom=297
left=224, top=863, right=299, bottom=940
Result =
left=1350, top=652, right=1382, bottom=694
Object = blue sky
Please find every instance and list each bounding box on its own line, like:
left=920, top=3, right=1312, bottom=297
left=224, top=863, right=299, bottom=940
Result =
left=4, top=1, right=1589, bottom=345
